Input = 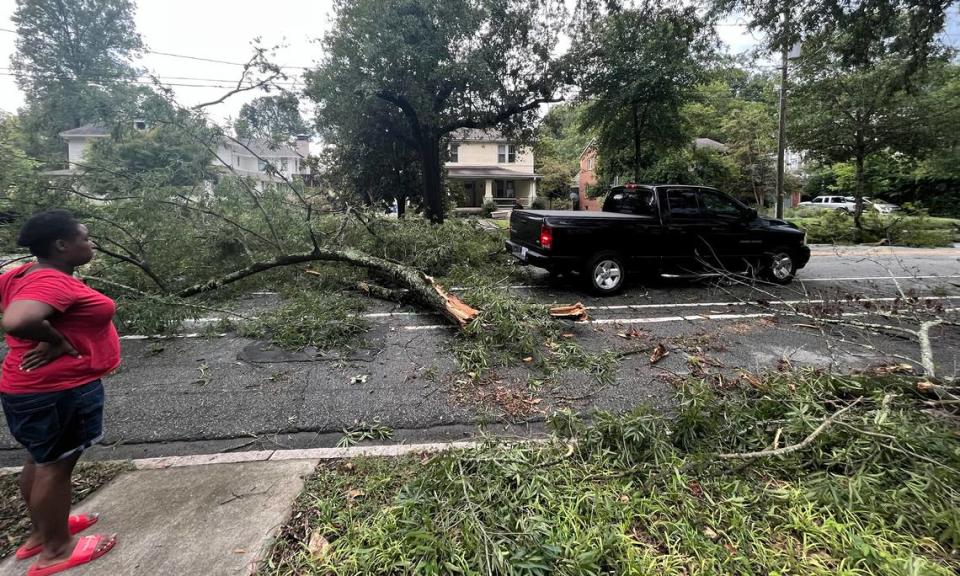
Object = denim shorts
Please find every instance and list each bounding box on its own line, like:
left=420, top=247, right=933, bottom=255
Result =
left=1, top=379, right=105, bottom=464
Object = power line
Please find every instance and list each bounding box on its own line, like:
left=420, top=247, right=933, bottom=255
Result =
left=0, top=28, right=311, bottom=70
left=0, top=67, right=305, bottom=85
left=0, top=72, right=303, bottom=90
left=144, top=49, right=312, bottom=70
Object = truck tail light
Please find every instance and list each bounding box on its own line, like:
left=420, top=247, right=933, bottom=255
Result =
left=539, top=224, right=553, bottom=250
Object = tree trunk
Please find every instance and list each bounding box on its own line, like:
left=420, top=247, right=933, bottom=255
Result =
left=854, top=138, right=866, bottom=234
left=419, top=133, right=444, bottom=224
left=396, top=192, right=407, bottom=219
left=631, top=101, right=642, bottom=182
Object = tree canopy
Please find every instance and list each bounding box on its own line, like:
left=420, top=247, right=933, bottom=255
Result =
left=574, top=5, right=715, bottom=184
left=11, top=0, right=144, bottom=163
left=235, top=93, right=311, bottom=141
left=305, top=0, right=569, bottom=222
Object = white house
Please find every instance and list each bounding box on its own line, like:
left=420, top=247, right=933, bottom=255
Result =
left=446, top=129, right=539, bottom=210
left=213, top=136, right=310, bottom=182
left=41, top=124, right=113, bottom=177
left=47, top=123, right=311, bottom=183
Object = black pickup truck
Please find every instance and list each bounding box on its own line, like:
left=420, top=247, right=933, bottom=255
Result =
left=506, top=184, right=810, bottom=294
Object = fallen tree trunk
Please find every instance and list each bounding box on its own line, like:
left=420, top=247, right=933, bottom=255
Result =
left=176, top=248, right=478, bottom=327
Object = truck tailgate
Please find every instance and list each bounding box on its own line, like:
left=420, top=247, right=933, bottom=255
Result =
left=509, top=210, right=545, bottom=249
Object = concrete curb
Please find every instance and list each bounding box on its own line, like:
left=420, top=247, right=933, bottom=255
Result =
left=0, top=440, right=482, bottom=474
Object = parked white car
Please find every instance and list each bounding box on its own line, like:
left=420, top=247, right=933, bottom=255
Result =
left=861, top=197, right=901, bottom=214
left=798, top=195, right=858, bottom=212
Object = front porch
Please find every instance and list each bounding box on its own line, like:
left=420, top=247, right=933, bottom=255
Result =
left=447, top=168, right=539, bottom=213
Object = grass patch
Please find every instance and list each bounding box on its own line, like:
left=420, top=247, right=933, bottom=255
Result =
left=263, top=370, right=960, bottom=575
left=0, top=461, right=132, bottom=559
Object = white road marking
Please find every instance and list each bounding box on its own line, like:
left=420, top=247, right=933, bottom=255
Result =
left=454, top=275, right=960, bottom=291
left=800, top=275, right=960, bottom=282
left=589, top=295, right=960, bottom=311
left=399, top=307, right=960, bottom=331
left=121, top=333, right=226, bottom=340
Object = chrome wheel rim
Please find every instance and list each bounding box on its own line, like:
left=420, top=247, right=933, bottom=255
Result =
left=594, top=260, right=622, bottom=290
left=771, top=254, right=793, bottom=280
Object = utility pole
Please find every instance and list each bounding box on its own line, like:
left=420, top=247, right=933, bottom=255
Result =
left=775, top=39, right=789, bottom=219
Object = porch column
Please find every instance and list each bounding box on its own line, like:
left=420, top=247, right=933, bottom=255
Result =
left=528, top=179, right=537, bottom=204
left=484, top=179, right=493, bottom=202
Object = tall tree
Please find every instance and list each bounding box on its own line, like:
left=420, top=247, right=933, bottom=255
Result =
left=574, top=5, right=715, bottom=183
left=235, top=93, right=311, bottom=141
left=306, top=0, right=568, bottom=223
left=318, top=97, right=423, bottom=218
left=11, top=0, right=144, bottom=162
left=712, top=0, right=952, bottom=69
left=534, top=103, right=592, bottom=202
left=791, top=36, right=950, bottom=229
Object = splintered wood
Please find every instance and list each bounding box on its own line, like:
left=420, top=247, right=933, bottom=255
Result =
left=432, top=280, right=479, bottom=327
left=549, top=302, right=589, bottom=322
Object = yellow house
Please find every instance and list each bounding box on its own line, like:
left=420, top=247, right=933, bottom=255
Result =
left=447, top=129, right=539, bottom=210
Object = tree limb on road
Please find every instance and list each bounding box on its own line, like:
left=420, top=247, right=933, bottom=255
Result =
left=174, top=247, right=478, bottom=328
left=718, top=397, right=863, bottom=460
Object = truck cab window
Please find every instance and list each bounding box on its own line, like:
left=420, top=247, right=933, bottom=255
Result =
left=666, top=189, right=700, bottom=218
left=605, top=189, right=656, bottom=216
left=700, top=190, right=744, bottom=217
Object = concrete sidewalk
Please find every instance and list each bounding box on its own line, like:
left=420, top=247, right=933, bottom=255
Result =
left=0, top=459, right=316, bottom=576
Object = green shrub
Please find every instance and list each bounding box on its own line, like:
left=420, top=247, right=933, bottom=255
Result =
left=784, top=206, right=821, bottom=218
left=788, top=211, right=958, bottom=247
left=530, top=197, right=547, bottom=209
left=481, top=200, right=497, bottom=217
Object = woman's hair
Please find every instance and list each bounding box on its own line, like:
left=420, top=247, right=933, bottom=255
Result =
left=16, top=210, right=81, bottom=258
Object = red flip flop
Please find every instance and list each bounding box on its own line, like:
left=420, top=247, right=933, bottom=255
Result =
left=27, top=534, right=116, bottom=576
left=15, top=514, right=100, bottom=560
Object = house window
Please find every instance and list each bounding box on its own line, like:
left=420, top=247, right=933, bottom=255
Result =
left=588, top=157, right=595, bottom=170
left=497, top=144, right=516, bottom=163
left=280, top=158, right=289, bottom=173
left=449, top=143, right=459, bottom=163
left=495, top=180, right=516, bottom=198
left=258, top=159, right=268, bottom=172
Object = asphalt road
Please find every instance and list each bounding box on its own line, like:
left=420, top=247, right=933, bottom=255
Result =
left=0, top=245, right=957, bottom=465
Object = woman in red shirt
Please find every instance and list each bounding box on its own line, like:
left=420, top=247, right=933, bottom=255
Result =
left=1, top=210, right=117, bottom=575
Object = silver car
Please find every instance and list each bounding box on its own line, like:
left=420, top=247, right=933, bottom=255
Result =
left=859, top=197, right=901, bottom=214
left=798, top=195, right=858, bottom=212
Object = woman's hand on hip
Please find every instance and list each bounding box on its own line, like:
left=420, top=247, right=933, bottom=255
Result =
left=20, top=339, right=79, bottom=371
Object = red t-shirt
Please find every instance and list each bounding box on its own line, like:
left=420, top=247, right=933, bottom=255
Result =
left=0, top=264, right=121, bottom=394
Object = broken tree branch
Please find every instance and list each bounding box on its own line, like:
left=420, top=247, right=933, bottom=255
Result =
left=718, top=397, right=863, bottom=460
left=918, top=319, right=943, bottom=379
left=175, top=248, right=477, bottom=328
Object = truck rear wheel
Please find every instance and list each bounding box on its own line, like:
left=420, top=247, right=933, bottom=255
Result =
left=585, top=252, right=626, bottom=295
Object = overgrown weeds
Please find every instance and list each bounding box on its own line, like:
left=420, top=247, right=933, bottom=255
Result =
left=264, top=370, right=960, bottom=575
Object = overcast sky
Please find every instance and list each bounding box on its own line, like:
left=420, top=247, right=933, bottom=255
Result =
left=0, top=0, right=897, bottom=128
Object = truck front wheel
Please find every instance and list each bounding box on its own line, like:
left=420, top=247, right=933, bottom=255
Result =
left=585, top=252, right=626, bottom=295
left=762, top=249, right=796, bottom=284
